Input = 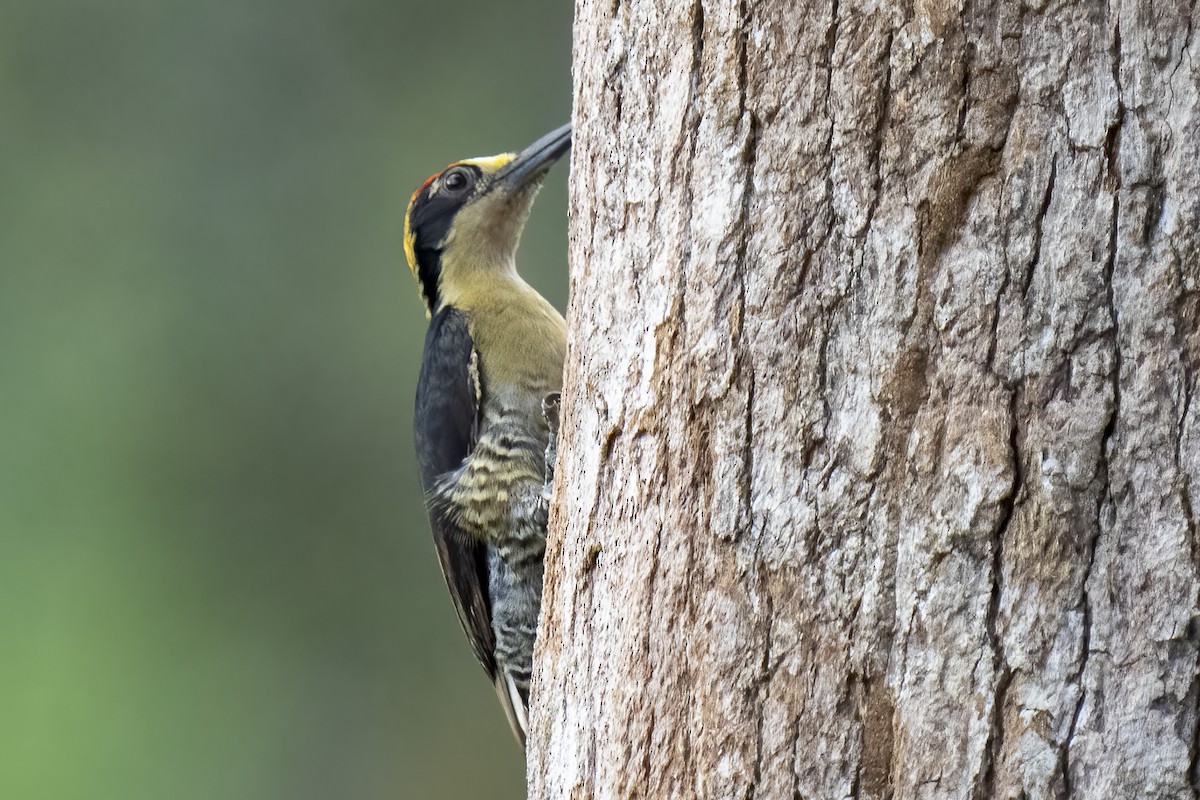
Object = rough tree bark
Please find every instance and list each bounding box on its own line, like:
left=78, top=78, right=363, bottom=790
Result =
left=529, top=0, right=1200, bottom=797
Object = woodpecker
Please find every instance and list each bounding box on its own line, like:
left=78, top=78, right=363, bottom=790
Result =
left=404, top=124, right=570, bottom=746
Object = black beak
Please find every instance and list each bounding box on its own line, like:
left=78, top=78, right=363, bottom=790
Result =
left=493, top=123, right=571, bottom=193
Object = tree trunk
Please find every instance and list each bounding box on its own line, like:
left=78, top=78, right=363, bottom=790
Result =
left=529, top=0, right=1200, bottom=797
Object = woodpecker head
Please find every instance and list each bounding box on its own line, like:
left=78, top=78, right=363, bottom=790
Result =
left=404, top=123, right=571, bottom=312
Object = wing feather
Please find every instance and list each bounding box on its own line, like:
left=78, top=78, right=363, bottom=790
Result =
left=413, top=307, right=495, bottom=677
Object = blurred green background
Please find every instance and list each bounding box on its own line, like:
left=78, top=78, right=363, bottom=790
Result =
left=0, top=1, right=571, bottom=798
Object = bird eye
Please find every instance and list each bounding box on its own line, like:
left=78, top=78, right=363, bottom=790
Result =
left=442, top=169, right=470, bottom=193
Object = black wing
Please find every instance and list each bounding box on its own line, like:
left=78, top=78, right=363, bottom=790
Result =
left=413, top=306, right=494, bottom=678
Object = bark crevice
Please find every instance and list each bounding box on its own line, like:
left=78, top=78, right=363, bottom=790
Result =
left=1020, top=155, right=1056, bottom=301
left=859, top=31, right=895, bottom=242
left=976, top=383, right=1023, bottom=800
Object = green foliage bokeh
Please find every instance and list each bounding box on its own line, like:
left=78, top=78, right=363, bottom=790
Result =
left=0, top=2, right=571, bottom=797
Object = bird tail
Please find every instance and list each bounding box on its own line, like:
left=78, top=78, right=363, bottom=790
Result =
left=494, top=670, right=529, bottom=748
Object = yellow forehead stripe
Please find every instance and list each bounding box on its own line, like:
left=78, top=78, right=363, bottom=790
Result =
left=453, top=153, right=515, bottom=171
